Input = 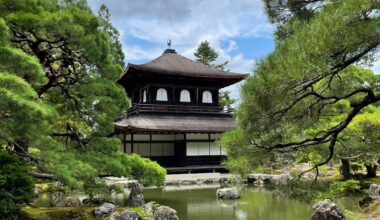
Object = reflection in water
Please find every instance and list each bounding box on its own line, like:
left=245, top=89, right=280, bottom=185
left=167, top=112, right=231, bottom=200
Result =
left=34, top=185, right=360, bottom=220
left=144, top=186, right=313, bottom=220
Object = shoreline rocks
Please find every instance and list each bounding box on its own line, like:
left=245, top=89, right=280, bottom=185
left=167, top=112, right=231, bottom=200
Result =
left=216, top=187, right=240, bottom=200
left=63, top=196, right=81, bottom=207
left=311, top=199, right=345, bottom=220
left=369, top=184, right=380, bottom=199
left=153, top=206, right=178, bottom=220
left=127, top=182, right=145, bottom=206
left=247, top=173, right=291, bottom=185
left=93, top=202, right=115, bottom=218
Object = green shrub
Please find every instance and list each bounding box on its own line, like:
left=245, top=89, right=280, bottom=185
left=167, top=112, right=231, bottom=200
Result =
left=322, top=179, right=363, bottom=198
left=272, top=179, right=330, bottom=202
left=0, top=151, right=34, bottom=218
left=45, top=184, right=68, bottom=207
left=127, top=154, right=166, bottom=186
left=350, top=163, right=362, bottom=174
left=83, top=178, right=123, bottom=201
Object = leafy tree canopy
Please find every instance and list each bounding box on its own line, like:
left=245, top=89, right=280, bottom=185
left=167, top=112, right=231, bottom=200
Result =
left=0, top=151, right=34, bottom=218
left=222, top=0, right=380, bottom=176
left=0, top=0, right=165, bottom=192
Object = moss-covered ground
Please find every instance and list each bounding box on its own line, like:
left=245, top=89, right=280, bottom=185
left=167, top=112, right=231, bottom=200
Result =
left=21, top=206, right=148, bottom=220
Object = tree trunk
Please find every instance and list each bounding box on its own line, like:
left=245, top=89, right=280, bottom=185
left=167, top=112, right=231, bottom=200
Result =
left=340, top=158, right=352, bottom=179
left=365, top=164, right=377, bottom=178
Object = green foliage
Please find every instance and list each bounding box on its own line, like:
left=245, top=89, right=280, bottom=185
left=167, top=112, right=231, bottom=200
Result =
left=83, top=178, right=122, bottom=201
left=219, top=90, right=236, bottom=113
left=350, top=163, right=362, bottom=174
left=223, top=0, right=380, bottom=175
left=0, top=0, right=165, bottom=199
left=98, top=4, right=125, bottom=67
left=321, top=180, right=363, bottom=199
left=45, top=185, right=68, bottom=207
left=127, top=154, right=167, bottom=186
left=271, top=179, right=330, bottom=202
left=194, top=40, right=228, bottom=70
left=194, top=41, right=218, bottom=66
left=0, top=151, right=34, bottom=218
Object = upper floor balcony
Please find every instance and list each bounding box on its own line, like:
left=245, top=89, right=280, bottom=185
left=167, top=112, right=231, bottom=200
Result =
left=126, top=103, right=230, bottom=116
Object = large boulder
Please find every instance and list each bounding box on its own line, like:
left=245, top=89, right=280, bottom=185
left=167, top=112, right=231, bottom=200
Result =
left=109, top=210, right=138, bottom=220
left=120, top=210, right=138, bottom=220
left=109, top=212, right=121, bottom=220
left=143, top=201, right=155, bottom=216
left=93, top=202, right=115, bottom=218
left=83, top=197, right=114, bottom=206
left=369, top=184, right=380, bottom=199
left=127, top=182, right=145, bottom=206
left=216, top=187, right=240, bottom=200
left=64, top=196, right=81, bottom=207
left=153, top=206, right=178, bottom=220
left=311, top=199, right=345, bottom=220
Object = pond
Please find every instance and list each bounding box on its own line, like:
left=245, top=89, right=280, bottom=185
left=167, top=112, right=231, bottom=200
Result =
left=34, top=184, right=360, bottom=220
left=143, top=185, right=360, bottom=220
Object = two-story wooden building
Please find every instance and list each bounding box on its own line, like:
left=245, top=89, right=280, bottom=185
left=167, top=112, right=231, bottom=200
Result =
left=115, top=48, right=247, bottom=173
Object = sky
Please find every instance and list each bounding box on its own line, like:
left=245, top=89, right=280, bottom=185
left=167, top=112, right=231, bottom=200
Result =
left=87, top=0, right=275, bottom=100
left=87, top=0, right=380, bottom=101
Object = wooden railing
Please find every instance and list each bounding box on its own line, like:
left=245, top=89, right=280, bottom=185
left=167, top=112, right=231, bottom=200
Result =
left=127, top=103, right=227, bottom=115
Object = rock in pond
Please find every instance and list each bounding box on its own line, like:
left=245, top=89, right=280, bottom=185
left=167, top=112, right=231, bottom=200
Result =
left=153, top=206, right=178, bottom=220
left=110, top=210, right=139, bottom=220
left=64, top=196, right=81, bottom=207
left=93, top=202, right=115, bottom=218
left=120, top=210, right=138, bottom=220
left=109, top=212, right=122, bottom=220
left=369, top=183, right=380, bottom=199
left=128, top=182, right=145, bottom=206
left=216, top=187, right=240, bottom=200
left=311, top=199, right=345, bottom=220
left=143, top=201, right=155, bottom=216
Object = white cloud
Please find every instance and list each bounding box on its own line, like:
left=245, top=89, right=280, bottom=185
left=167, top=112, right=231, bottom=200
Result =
left=88, top=0, right=273, bottom=61
left=226, top=40, right=238, bottom=53
left=88, top=0, right=271, bottom=102
left=122, top=45, right=162, bottom=63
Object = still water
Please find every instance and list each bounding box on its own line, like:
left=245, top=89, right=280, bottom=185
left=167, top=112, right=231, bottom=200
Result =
left=34, top=185, right=359, bottom=220
left=143, top=185, right=359, bottom=220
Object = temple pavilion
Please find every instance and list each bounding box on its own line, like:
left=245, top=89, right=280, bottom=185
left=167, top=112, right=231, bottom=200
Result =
left=115, top=48, right=247, bottom=173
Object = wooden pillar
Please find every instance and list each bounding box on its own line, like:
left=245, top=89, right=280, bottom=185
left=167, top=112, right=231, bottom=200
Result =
left=208, top=133, right=211, bottom=155
left=195, top=88, right=199, bottom=104
left=172, top=86, right=175, bottom=104
left=149, top=132, right=152, bottom=156
left=123, top=132, right=126, bottom=153
left=131, top=133, right=134, bottom=153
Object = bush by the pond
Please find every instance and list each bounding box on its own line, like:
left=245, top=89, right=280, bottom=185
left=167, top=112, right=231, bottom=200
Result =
left=322, top=180, right=364, bottom=198
left=127, top=154, right=166, bottom=186
left=0, top=151, right=34, bottom=218
left=269, top=179, right=330, bottom=202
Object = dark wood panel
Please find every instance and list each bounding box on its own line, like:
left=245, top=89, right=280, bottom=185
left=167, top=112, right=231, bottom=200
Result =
left=186, top=155, right=227, bottom=166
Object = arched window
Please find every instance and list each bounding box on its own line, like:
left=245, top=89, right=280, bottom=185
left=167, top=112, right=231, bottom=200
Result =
left=142, top=89, right=147, bottom=103
left=202, top=91, right=212, bottom=103
left=180, top=89, right=191, bottom=102
left=156, top=88, right=168, bottom=101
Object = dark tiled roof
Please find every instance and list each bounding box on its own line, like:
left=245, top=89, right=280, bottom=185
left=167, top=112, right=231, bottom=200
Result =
left=120, top=49, right=248, bottom=80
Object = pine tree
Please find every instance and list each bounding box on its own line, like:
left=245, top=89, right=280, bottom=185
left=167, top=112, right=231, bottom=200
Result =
left=221, top=0, right=380, bottom=177
left=194, top=40, right=228, bottom=70
left=0, top=0, right=165, bottom=194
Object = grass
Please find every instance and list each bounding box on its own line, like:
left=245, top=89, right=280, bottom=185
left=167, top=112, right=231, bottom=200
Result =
left=21, top=206, right=149, bottom=220
left=21, top=206, right=96, bottom=220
